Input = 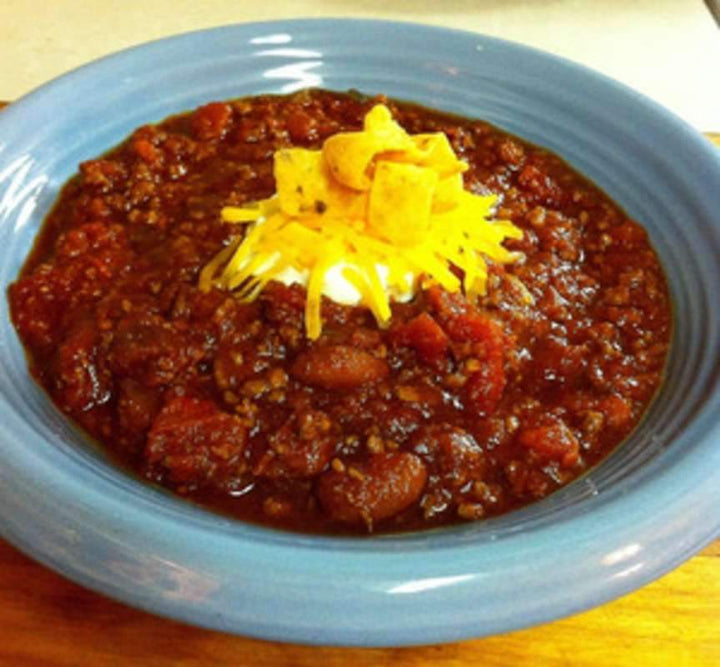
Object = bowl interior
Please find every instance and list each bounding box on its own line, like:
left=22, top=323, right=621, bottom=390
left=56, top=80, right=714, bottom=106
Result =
left=0, top=20, right=719, bottom=645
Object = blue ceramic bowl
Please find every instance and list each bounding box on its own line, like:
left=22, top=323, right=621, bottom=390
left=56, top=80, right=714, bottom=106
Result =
left=1, top=20, right=719, bottom=646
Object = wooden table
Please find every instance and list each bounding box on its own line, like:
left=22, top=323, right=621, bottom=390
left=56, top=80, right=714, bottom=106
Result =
left=1, top=103, right=719, bottom=665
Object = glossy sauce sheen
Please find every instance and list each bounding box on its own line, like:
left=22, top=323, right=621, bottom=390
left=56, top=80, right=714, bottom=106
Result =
left=8, top=90, right=671, bottom=534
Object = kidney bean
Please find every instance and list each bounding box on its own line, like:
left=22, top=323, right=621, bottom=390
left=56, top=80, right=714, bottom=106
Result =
left=291, top=345, right=389, bottom=389
left=316, top=453, right=427, bottom=527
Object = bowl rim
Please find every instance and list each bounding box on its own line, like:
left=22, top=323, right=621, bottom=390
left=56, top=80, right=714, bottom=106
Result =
left=1, top=17, right=720, bottom=647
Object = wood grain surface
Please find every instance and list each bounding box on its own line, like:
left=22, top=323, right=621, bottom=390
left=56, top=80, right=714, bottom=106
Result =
left=1, top=104, right=718, bottom=665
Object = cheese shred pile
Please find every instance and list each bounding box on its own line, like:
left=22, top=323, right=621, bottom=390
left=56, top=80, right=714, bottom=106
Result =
left=200, top=104, right=523, bottom=339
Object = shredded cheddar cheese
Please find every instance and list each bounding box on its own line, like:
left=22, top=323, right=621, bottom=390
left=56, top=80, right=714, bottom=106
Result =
left=200, top=104, right=523, bottom=340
